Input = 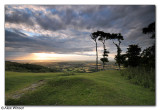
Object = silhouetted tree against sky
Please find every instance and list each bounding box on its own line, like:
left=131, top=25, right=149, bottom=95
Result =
left=90, top=32, right=99, bottom=71
left=111, top=33, right=124, bottom=70
left=142, top=22, right=155, bottom=39
left=141, top=22, right=155, bottom=69
left=100, top=54, right=109, bottom=70
left=141, top=45, right=155, bottom=69
left=98, top=31, right=107, bottom=50
left=90, top=31, right=125, bottom=70
left=126, top=45, right=141, bottom=67
left=98, top=31, right=110, bottom=70
left=120, top=54, right=128, bottom=67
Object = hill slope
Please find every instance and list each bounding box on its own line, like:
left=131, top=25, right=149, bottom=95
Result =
left=5, top=61, right=59, bottom=72
left=5, top=70, right=155, bottom=105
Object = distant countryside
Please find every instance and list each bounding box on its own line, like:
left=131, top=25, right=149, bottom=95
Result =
left=5, top=5, right=155, bottom=105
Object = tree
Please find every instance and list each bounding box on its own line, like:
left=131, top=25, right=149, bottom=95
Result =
left=90, top=31, right=125, bottom=70
left=126, top=45, right=141, bottom=67
left=142, top=22, right=155, bottom=39
left=120, top=54, right=128, bottom=67
left=141, top=45, right=155, bottom=69
left=90, top=32, right=99, bottom=71
left=98, top=31, right=110, bottom=70
left=111, top=33, right=124, bottom=70
left=98, top=31, right=107, bottom=50
left=100, top=49, right=109, bottom=70
left=141, top=22, right=155, bottom=69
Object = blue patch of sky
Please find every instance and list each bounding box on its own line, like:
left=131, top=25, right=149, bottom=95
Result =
left=97, top=8, right=111, bottom=18
left=20, top=30, right=41, bottom=37
left=71, top=11, right=79, bottom=18
left=38, top=11, right=45, bottom=16
left=5, top=28, right=15, bottom=33
left=81, top=13, right=90, bottom=20
left=22, top=7, right=46, bottom=18
left=59, top=11, right=67, bottom=17
left=7, top=5, right=12, bottom=8
left=5, top=28, right=41, bottom=37
left=25, top=8, right=34, bottom=16
left=46, top=8, right=57, bottom=13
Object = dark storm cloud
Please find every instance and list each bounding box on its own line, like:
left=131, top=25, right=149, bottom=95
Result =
left=5, top=5, right=155, bottom=32
left=5, top=29, right=94, bottom=55
left=5, top=6, right=34, bottom=26
left=34, top=14, right=65, bottom=31
left=5, top=5, right=155, bottom=60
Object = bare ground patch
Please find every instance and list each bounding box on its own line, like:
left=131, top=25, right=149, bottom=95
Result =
left=7, top=80, right=45, bottom=99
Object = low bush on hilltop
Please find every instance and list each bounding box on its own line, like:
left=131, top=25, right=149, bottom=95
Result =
left=120, top=67, right=155, bottom=91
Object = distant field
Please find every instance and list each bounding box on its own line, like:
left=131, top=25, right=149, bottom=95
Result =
left=6, top=61, right=119, bottom=73
left=5, top=70, right=155, bottom=105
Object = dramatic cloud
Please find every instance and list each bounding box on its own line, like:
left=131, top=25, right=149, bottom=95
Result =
left=5, top=5, right=155, bottom=61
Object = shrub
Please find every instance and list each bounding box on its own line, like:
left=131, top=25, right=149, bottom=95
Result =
left=120, top=66, right=155, bottom=91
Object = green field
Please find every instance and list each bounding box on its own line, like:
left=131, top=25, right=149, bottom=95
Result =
left=5, top=70, right=155, bottom=105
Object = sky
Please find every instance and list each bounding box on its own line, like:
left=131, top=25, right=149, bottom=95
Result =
left=5, top=5, right=155, bottom=62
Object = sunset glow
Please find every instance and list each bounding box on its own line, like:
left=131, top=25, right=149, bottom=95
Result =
left=33, top=53, right=61, bottom=60
left=4, top=4, right=156, bottom=106
left=32, top=53, right=82, bottom=60
left=5, top=5, right=155, bottom=62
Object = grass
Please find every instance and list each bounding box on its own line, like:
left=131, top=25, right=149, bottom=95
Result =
left=5, top=72, right=61, bottom=94
left=120, top=67, right=155, bottom=91
left=5, top=70, right=155, bottom=105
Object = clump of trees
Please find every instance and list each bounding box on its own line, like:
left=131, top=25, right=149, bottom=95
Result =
left=122, top=22, right=155, bottom=69
left=141, top=22, right=155, bottom=69
left=119, top=22, right=155, bottom=90
left=90, top=22, right=155, bottom=71
left=90, top=22, right=155, bottom=90
left=91, top=31, right=124, bottom=70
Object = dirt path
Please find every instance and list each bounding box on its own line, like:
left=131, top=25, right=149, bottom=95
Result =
left=9, top=80, right=45, bottom=99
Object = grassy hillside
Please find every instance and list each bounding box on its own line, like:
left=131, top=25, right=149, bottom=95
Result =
left=5, top=61, right=60, bottom=72
left=5, top=70, right=155, bottom=105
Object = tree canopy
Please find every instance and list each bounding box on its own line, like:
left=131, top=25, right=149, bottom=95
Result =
left=142, top=22, right=155, bottom=39
left=126, top=45, right=141, bottom=67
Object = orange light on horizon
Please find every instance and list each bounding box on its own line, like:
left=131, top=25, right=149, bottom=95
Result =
left=32, top=52, right=72, bottom=60
left=6, top=52, right=115, bottom=61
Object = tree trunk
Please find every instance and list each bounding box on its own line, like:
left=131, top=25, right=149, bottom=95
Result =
left=103, top=42, right=106, bottom=50
left=102, top=42, right=106, bottom=70
left=113, top=40, right=121, bottom=70
left=96, top=42, right=98, bottom=71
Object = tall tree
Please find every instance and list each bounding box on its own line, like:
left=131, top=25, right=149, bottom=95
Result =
left=142, top=22, right=155, bottom=39
left=111, top=33, right=124, bottom=70
left=90, top=32, right=99, bottom=71
left=126, top=45, right=141, bottom=67
left=98, top=31, right=106, bottom=50
left=141, top=22, right=155, bottom=69
left=98, top=31, right=110, bottom=70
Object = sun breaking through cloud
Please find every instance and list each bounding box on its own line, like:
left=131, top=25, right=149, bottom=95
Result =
left=5, top=5, right=155, bottom=61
